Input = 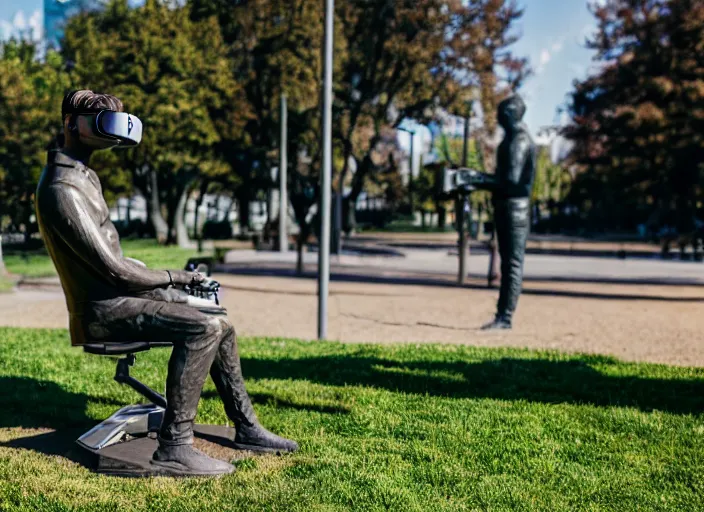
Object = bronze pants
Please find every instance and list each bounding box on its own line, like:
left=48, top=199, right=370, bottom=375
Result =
left=494, top=197, right=531, bottom=321
left=84, top=297, right=258, bottom=445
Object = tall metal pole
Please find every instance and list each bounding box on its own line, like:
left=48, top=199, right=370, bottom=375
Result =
left=462, top=114, right=469, bottom=168
left=458, top=112, right=471, bottom=285
left=279, top=94, right=288, bottom=252
left=318, top=0, right=334, bottom=340
left=333, top=191, right=342, bottom=255
left=457, top=195, right=467, bottom=285
left=408, top=131, right=415, bottom=214
left=398, top=127, right=416, bottom=216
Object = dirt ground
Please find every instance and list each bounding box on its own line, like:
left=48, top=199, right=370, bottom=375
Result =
left=1, top=271, right=702, bottom=367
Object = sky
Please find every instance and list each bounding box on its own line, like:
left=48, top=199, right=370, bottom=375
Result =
left=1, top=0, right=602, bottom=151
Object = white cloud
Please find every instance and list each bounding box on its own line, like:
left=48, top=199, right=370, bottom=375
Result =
left=12, top=11, right=27, bottom=31
left=0, top=20, right=13, bottom=40
left=0, top=9, right=43, bottom=42
left=535, top=38, right=565, bottom=75
left=28, top=9, right=43, bottom=41
left=539, top=49, right=552, bottom=66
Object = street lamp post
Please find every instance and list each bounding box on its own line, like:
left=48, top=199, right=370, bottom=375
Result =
left=457, top=102, right=473, bottom=285
left=398, top=127, right=416, bottom=216
left=318, top=0, right=334, bottom=340
left=279, top=94, right=288, bottom=253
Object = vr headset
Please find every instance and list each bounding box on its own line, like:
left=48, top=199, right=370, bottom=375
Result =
left=69, top=110, right=143, bottom=149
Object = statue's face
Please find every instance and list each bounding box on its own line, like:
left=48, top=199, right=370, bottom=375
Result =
left=497, top=106, right=514, bottom=129
left=497, top=96, right=525, bottom=130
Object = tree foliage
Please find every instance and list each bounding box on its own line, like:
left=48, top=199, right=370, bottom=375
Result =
left=564, top=0, right=704, bottom=231
left=189, top=0, right=325, bottom=234
left=0, top=0, right=531, bottom=253
left=0, top=41, right=69, bottom=237
left=62, top=0, right=249, bottom=244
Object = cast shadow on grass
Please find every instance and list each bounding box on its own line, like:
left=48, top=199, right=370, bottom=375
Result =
left=0, top=376, right=347, bottom=465
left=240, top=354, right=704, bottom=415
left=0, top=376, right=108, bottom=466
left=219, top=267, right=704, bottom=302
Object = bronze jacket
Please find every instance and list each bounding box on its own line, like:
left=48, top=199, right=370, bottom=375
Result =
left=494, top=122, right=536, bottom=201
left=35, top=150, right=193, bottom=345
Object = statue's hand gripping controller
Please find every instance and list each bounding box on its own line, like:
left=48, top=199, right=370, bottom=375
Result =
left=183, top=262, right=220, bottom=306
left=184, top=278, right=221, bottom=306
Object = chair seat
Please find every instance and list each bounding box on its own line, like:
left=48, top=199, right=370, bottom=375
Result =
left=82, top=341, right=173, bottom=356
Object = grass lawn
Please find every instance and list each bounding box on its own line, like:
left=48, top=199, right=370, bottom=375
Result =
left=0, top=328, right=702, bottom=511
left=2, top=239, right=211, bottom=279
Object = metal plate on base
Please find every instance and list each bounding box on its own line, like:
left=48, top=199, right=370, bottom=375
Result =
left=77, top=404, right=165, bottom=451
left=78, top=424, right=239, bottom=477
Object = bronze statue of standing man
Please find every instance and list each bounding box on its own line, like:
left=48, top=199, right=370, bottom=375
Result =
left=479, top=94, right=536, bottom=330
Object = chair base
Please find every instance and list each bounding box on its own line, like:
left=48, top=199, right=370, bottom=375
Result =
left=76, top=405, right=237, bottom=477
left=76, top=404, right=165, bottom=451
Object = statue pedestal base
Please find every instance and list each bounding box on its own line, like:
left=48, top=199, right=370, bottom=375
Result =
left=76, top=405, right=241, bottom=477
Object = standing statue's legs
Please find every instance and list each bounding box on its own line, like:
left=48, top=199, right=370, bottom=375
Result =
left=482, top=198, right=530, bottom=330
left=210, top=325, right=299, bottom=453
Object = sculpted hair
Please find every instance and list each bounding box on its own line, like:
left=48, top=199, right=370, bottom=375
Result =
left=61, top=90, right=124, bottom=119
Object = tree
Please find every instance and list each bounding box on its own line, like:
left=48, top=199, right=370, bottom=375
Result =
left=461, top=0, right=530, bottom=177
left=0, top=40, right=70, bottom=242
left=62, top=0, right=250, bottom=245
left=189, top=0, right=325, bottom=234
left=563, top=0, right=704, bottom=233
left=334, top=0, right=471, bottom=231
left=531, top=146, right=571, bottom=204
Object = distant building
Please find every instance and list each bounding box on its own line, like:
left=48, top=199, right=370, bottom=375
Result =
left=44, top=0, right=103, bottom=49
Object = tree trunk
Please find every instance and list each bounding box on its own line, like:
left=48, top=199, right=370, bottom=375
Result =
left=236, top=190, right=251, bottom=234
left=175, top=185, right=191, bottom=249
left=296, top=223, right=310, bottom=275
left=342, top=155, right=373, bottom=233
left=437, top=204, right=446, bottom=229
left=296, top=234, right=305, bottom=274
left=193, top=180, right=209, bottom=250
left=0, top=235, right=5, bottom=275
left=163, top=174, right=196, bottom=248
left=146, top=169, right=168, bottom=243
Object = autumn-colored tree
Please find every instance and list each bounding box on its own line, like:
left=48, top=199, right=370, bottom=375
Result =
left=464, top=0, right=530, bottom=175
left=564, top=0, right=704, bottom=232
left=334, top=0, right=471, bottom=230
left=189, top=0, right=325, bottom=234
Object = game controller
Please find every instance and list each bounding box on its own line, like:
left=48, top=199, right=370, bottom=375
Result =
left=184, top=262, right=220, bottom=306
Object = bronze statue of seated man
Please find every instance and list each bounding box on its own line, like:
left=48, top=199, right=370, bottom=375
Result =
left=35, top=90, right=297, bottom=477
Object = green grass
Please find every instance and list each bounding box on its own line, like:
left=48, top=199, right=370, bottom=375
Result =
left=3, top=239, right=211, bottom=278
left=0, top=328, right=703, bottom=511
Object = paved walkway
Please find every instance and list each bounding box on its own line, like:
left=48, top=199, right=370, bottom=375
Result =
left=1, top=247, right=702, bottom=367
left=223, top=248, right=704, bottom=286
